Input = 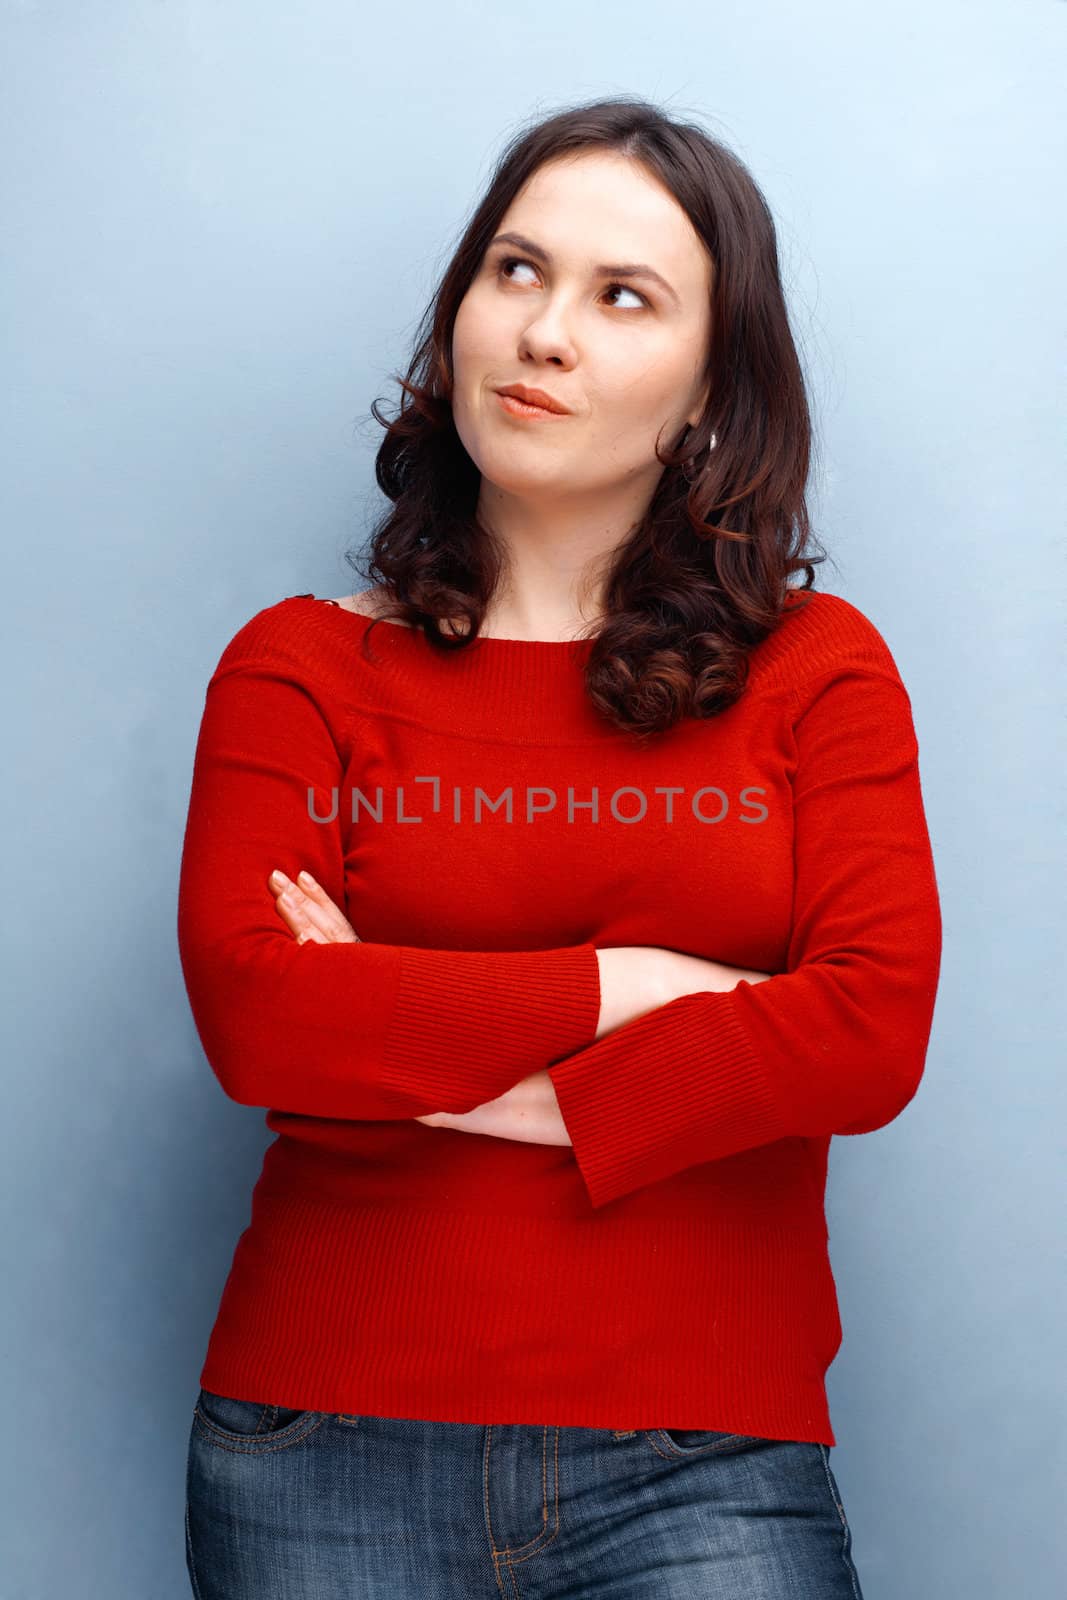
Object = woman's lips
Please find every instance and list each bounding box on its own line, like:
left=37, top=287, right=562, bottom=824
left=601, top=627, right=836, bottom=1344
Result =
left=496, top=391, right=571, bottom=420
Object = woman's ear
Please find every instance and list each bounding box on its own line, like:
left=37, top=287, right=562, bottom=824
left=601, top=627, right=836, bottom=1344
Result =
left=686, top=376, right=712, bottom=432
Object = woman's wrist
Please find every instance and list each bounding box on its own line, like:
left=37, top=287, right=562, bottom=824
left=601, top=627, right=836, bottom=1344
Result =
left=594, top=946, right=772, bottom=1040
left=593, top=946, right=677, bottom=1039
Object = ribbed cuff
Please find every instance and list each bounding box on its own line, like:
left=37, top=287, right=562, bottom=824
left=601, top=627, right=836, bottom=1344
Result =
left=548, top=990, right=785, bottom=1209
left=381, top=941, right=602, bottom=1111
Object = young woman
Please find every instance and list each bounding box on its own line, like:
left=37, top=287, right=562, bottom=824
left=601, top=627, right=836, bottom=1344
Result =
left=178, top=95, right=941, bottom=1598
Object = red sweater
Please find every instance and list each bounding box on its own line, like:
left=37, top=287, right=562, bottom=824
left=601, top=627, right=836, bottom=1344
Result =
left=177, top=588, right=941, bottom=1446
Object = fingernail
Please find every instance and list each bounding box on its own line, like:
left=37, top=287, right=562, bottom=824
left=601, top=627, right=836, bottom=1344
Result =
left=270, top=869, right=290, bottom=888
left=298, top=871, right=317, bottom=888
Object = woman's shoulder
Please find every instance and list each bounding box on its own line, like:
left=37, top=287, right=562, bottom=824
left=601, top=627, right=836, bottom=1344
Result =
left=206, top=588, right=397, bottom=682
left=322, top=587, right=409, bottom=622
left=750, top=587, right=909, bottom=696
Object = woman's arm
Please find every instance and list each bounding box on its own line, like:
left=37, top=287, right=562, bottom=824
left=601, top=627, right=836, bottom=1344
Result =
left=542, top=668, right=943, bottom=1208
left=411, top=950, right=773, bottom=1146
left=385, top=675, right=941, bottom=1191
left=267, top=871, right=770, bottom=1144
left=177, top=637, right=604, bottom=1121
left=594, top=946, right=773, bottom=1037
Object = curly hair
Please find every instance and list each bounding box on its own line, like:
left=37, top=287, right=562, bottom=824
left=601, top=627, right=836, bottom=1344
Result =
left=346, top=94, right=826, bottom=741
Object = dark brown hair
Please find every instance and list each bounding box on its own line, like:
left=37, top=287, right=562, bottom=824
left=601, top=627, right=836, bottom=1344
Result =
left=347, top=94, right=826, bottom=740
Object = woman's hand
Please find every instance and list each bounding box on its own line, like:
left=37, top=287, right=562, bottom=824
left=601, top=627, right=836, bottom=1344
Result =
left=269, top=868, right=360, bottom=944
left=416, top=1071, right=572, bottom=1145
left=267, top=868, right=553, bottom=1138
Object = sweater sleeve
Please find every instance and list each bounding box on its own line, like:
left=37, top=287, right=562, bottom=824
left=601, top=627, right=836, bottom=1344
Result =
left=546, top=666, right=943, bottom=1209
left=176, top=625, right=601, bottom=1119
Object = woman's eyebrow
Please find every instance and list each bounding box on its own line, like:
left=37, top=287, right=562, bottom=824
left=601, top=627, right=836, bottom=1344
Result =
left=487, top=230, right=681, bottom=308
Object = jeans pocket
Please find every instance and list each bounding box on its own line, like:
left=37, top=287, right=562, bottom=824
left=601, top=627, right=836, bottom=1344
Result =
left=193, top=1386, right=324, bottom=1452
left=649, top=1426, right=769, bottom=1458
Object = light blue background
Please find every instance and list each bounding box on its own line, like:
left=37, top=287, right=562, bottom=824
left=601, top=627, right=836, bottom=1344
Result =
left=3, top=2, right=1063, bottom=1595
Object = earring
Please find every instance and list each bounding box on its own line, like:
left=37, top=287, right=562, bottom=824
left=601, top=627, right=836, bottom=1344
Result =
left=682, top=431, right=717, bottom=483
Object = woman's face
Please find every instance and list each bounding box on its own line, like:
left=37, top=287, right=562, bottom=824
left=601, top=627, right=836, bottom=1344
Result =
left=451, top=151, right=713, bottom=511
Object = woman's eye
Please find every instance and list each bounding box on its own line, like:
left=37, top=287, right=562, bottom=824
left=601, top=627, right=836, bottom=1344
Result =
left=496, top=257, right=647, bottom=310
left=499, top=257, right=539, bottom=286
left=602, top=283, right=647, bottom=310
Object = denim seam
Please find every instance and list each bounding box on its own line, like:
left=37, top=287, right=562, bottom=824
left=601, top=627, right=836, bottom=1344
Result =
left=483, top=1424, right=562, bottom=1585
left=192, top=1407, right=327, bottom=1454
left=503, top=1426, right=561, bottom=1563
left=645, top=1428, right=764, bottom=1461
left=184, top=1496, right=204, bottom=1600
left=818, top=1444, right=864, bottom=1600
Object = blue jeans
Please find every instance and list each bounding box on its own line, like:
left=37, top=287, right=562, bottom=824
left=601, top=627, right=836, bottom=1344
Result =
left=185, top=1386, right=865, bottom=1597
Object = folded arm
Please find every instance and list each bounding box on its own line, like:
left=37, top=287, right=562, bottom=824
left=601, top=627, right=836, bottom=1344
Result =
left=176, top=631, right=601, bottom=1119
left=546, top=668, right=944, bottom=1208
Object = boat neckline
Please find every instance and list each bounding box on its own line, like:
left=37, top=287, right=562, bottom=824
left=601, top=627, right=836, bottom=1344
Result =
left=297, top=594, right=599, bottom=649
